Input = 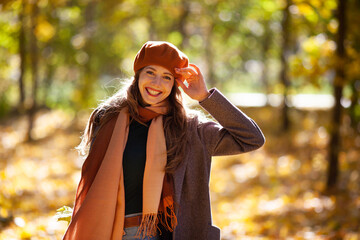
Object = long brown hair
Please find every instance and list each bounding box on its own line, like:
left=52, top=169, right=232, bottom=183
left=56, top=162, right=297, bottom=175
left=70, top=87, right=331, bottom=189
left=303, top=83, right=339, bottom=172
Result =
left=77, top=69, right=188, bottom=173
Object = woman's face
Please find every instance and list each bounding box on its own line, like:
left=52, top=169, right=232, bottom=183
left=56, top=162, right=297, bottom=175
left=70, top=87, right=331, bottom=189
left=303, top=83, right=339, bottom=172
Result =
left=138, top=65, right=175, bottom=105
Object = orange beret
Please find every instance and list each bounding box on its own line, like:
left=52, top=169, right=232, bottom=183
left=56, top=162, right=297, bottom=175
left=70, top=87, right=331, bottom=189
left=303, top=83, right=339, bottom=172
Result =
left=133, top=41, right=189, bottom=79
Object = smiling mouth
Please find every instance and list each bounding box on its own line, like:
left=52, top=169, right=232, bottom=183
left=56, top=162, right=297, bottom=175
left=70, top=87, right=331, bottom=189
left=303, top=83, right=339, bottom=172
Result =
left=145, top=87, right=162, bottom=97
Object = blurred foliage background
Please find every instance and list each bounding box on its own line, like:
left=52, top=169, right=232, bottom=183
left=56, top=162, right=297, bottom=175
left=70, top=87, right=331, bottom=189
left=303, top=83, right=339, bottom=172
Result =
left=0, top=0, right=359, bottom=239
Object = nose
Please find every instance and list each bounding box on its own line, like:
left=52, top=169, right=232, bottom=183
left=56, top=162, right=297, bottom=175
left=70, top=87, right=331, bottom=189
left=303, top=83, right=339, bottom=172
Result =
left=151, top=74, right=162, bottom=85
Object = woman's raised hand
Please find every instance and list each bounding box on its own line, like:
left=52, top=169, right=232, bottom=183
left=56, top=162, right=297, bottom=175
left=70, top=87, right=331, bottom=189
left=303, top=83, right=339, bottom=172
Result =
left=175, top=63, right=210, bottom=102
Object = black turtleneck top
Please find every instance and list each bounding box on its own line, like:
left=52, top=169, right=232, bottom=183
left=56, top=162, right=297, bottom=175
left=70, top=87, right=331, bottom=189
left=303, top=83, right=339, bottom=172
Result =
left=122, top=119, right=151, bottom=215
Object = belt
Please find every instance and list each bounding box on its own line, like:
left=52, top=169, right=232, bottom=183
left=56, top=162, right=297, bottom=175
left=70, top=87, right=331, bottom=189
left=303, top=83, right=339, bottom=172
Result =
left=124, top=215, right=142, bottom=228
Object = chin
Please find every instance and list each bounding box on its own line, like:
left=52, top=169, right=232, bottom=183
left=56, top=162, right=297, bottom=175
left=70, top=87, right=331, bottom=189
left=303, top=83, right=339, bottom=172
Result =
left=141, top=97, right=159, bottom=106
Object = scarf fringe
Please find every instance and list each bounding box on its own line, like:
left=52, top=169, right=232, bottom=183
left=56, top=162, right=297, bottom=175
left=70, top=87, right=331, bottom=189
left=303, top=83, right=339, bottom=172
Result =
left=158, top=204, right=178, bottom=232
left=135, top=213, right=159, bottom=238
left=134, top=205, right=178, bottom=238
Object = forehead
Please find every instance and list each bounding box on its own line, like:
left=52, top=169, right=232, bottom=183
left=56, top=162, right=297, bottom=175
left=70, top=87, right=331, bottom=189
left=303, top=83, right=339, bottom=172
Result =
left=145, top=65, right=173, bottom=76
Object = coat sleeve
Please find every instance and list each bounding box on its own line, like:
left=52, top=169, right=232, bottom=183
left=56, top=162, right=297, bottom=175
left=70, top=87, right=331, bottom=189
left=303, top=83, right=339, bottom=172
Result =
left=197, top=88, right=265, bottom=156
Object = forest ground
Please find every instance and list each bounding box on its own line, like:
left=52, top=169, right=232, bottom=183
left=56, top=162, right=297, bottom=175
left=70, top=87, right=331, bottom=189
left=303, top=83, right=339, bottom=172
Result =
left=0, top=106, right=359, bottom=240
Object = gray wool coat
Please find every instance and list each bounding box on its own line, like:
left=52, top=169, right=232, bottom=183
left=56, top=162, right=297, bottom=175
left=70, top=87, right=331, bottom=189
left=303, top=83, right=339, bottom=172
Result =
left=73, top=88, right=264, bottom=240
left=172, top=88, right=265, bottom=240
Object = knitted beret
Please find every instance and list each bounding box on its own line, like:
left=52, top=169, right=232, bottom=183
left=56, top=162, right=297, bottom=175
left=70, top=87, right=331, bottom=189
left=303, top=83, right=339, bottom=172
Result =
left=133, top=41, right=189, bottom=79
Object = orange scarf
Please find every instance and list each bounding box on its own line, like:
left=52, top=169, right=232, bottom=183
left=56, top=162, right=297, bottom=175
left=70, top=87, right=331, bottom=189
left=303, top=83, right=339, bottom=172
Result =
left=63, top=106, right=177, bottom=240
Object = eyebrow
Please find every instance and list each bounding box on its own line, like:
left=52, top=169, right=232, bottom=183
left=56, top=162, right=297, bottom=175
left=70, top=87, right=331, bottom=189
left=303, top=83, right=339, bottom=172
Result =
left=147, top=67, right=173, bottom=77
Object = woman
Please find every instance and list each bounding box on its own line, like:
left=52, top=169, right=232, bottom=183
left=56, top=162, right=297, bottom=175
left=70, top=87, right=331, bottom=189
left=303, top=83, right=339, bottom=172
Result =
left=63, top=41, right=265, bottom=240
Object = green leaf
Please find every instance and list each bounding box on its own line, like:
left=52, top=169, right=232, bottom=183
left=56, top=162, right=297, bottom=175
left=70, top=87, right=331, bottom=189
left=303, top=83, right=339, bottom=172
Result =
left=55, top=206, right=73, bottom=225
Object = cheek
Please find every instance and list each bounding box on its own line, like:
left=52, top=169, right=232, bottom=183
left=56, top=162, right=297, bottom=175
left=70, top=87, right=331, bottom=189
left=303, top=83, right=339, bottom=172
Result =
left=138, top=76, right=147, bottom=89
left=164, top=81, right=174, bottom=93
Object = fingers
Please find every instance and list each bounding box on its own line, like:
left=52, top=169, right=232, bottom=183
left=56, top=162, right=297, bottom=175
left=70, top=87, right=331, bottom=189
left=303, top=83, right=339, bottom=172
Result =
left=176, top=78, right=188, bottom=89
left=189, top=64, right=202, bottom=77
left=175, top=66, right=198, bottom=78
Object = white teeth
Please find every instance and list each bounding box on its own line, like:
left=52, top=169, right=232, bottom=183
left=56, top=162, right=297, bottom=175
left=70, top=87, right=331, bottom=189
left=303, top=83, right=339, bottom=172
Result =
left=147, top=88, right=161, bottom=95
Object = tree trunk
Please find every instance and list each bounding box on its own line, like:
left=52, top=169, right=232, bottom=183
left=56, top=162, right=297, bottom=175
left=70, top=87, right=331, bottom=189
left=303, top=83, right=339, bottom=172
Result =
left=79, top=0, right=98, bottom=109
left=18, top=0, right=26, bottom=112
left=326, top=0, right=347, bottom=191
left=205, top=23, right=216, bottom=88
left=41, top=1, right=56, bottom=107
left=147, top=0, right=159, bottom=40
left=177, top=0, right=190, bottom=49
left=26, top=1, right=39, bottom=141
left=42, top=63, right=55, bottom=107
left=280, top=0, right=291, bottom=131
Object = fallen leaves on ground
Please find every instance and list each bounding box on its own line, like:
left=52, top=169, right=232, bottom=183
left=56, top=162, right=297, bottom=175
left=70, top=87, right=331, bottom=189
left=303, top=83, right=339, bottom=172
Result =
left=0, top=107, right=359, bottom=239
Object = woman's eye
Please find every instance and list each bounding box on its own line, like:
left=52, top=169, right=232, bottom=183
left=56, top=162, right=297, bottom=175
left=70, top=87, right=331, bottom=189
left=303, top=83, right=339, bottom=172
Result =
left=164, top=76, right=172, bottom=81
left=146, top=71, right=154, bottom=75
